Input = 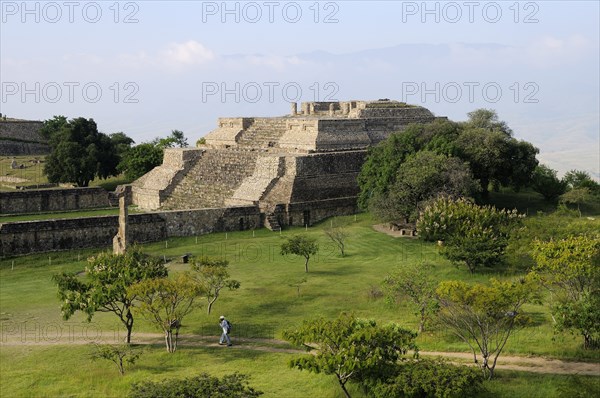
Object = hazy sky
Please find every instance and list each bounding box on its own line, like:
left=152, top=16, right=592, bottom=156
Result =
left=1, top=1, right=598, bottom=178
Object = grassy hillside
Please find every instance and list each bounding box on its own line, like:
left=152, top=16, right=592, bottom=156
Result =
left=1, top=211, right=599, bottom=397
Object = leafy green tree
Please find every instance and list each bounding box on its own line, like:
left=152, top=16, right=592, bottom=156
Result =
left=53, top=250, right=167, bottom=343
left=417, top=197, right=523, bottom=273
left=43, top=117, right=119, bottom=186
left=358, top=119, right=462, bottom=209
left=370, top=358, right=484, bottom=398
left=191, top=256, right=240, bottom=315
left=280, top=235, right=319, bottom=273
left=464, top=108, right=513, bottom=136
left=129, top=373, right=263, bottom=398
left=563, top=169, right=600, bottom=194
left=369, top=151, right=478, bottom=223
left=358, top=111, right=537, bottom=207
left=383, top=263, right=439, bottom=332
left=118, top=130, right=189, bottom=181
left=454, top=128, right=538, bottom=196
left=90, top=344, right=143, bottom=376
left=117, top=142, right=164, bottom=180
left=436, top=277, right=537, bottom=379
left=531, top=164, right=568, bottom=202
left=129, top=273, right=203, bottom=352
left=196, top=137, right=207, bottom=146
left=109, top=132, right=135, bottom=158
left=531, top=235, right=600, bottom=348
left=153, top=129, right=188, bottom=148
left=560, top=188, right=592, bottom=216
left=283, top=313, right=418, bottom=398
left=39, top=115, right=68, bottom=139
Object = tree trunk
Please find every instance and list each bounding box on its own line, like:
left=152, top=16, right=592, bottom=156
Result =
left=337, top=378, right=352, bottom=398
left=304, top=257, right=309, bottom=273
left=207, top=296, right=218, bottom=315
left=125, top=311, right=134, bottom=344
left=584, top=333, right=591, bottom=349
left=165, top=331, right=172, bottom=352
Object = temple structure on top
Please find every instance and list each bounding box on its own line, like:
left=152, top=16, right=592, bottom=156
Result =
left=132, top=99, right=443, bottom=230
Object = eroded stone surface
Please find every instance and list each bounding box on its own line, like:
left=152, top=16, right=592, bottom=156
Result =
left=131, top=100, right=442, bottom=229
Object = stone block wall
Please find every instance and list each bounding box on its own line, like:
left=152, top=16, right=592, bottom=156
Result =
left=0, top=206, right=260, bottom=256
left=0, top=140, right=49, bottom=156
left=160, top=206, right=260, bottom=236
left=0, top=120, right=48, bottom=156
left=0, top=121, right=45, bottom=142
left=0, top=213, right=166, bottom=256
left=286, top=197, right=359, bottom=227
left=0, top=187, right=110, bottom=214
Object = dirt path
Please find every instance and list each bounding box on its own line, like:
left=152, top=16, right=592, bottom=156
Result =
left=2, top=333, right=599, bottom=376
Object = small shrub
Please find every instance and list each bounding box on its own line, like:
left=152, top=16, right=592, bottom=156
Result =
left=370, top=359, right=484, bottom=398
left=90, top=344, right=143, bottom=375
left=129, top=373, right=263, bottom=398
left=367, top=285, right=384, bottom=300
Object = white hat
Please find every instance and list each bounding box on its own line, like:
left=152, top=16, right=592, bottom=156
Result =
left=219, top=315, right=225, bottom=319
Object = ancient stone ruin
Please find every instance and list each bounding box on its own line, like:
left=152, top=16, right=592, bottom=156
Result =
left=132, top=100, right=443, bottom=230
left=113, top=185, right=132, bottom=255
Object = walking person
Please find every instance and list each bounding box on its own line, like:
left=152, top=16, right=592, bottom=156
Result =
left=219, top=315, right=232, bottom=346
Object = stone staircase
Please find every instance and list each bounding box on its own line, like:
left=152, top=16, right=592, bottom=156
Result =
left=237, top=118, right=288, bottom=148
left=226, top=155, right=284, bottom=206
left=161, top=149, right=259, bottom=210
left=264, top=212, right=282, bottom=231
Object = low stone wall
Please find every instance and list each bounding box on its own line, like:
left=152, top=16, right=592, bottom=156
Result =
left=0, top=140, right=49, bottom=156
left=0, top=213, right=166, bottom=256
left=0, top=206, right=260, bottom=256
left=0, top=187, right=110, bottom=215
left=287, top=197, right=359, bottom=227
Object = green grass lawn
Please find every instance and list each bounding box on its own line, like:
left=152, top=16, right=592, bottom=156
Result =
left=1, top=155, right=131, bottom=191
left=1, top=210, right=599, bottom=397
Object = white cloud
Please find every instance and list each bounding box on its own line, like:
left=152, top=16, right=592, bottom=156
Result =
left=162, top=40, right=215, bottom=68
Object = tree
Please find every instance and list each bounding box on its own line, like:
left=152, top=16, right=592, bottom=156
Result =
left=129, top=273, right=203, bottom=352
left=129, top=373, right=263, bottom=398
left=454, top=128, right=538, bottom=196
left=358, top=112, right=537, bottom=206
left=436, top=277, right=537, bottom=379
left=117, top=142, right=164, bottom=181
left=109, top=132, right=135, bottom=158
left=90, top=343, right=143, bottom=376
left=531, top=235, right=600, bottom=348
left=283, top=313, right=418, bottom=398
left=191, top=256, right=240, bottom=315
left=531, top=164, right=568, bottom=202
left=43, top=117, right=120, bottom=187
left=416, top=197, right=523, bottom=273
left=560, top=188, right=592, bottom=216
left=39, top=115, right=68, bottom=139
left=563, top=169, right=600, bottom=195
left=118, top=130, right=189, bottom=181
left=358, top=119, right=462, bottom=209
left=464, top=108, right=513, bottom=136
left=53, top=250, right=168, bottom=343
left=280, top=235, right=319, bottom=273
left=153, top=129, right=189, bottom=148
left=383, top=263, right=438, bottom=332
left=369, top=151, right=478, bottom=223
left=323, top=225, right=348, bottom=257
